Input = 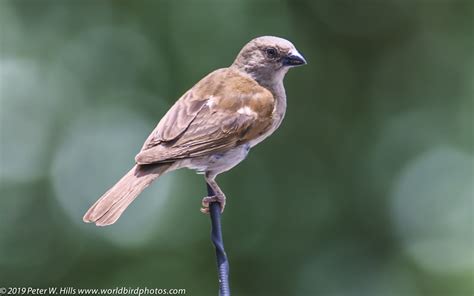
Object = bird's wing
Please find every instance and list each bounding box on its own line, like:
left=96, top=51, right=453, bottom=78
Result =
left=135, top=68, right=275, bottom=164
left=139, top=90, right=206, bottom=149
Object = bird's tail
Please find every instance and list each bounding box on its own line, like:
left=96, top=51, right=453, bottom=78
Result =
left=83, top=164, right=170, bottom=226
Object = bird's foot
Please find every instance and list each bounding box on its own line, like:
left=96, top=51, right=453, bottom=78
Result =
left=200, top=195, right=226, bottom=214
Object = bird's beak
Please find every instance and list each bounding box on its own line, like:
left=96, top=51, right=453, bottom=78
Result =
left=282, top=49, right=307, bottom=67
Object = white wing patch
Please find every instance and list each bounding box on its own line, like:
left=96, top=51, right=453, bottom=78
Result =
left=206, top=96, right=216, bottom=108
left=237, top=106, right=257, bottom=117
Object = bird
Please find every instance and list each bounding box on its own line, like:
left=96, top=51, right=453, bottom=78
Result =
left=83, top=36, right=307, bottom=226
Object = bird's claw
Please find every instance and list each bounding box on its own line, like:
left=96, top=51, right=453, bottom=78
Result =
left=200, top=195, right=226, bottom=214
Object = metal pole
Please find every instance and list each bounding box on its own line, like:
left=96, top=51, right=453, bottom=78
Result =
left=207, top=183, right=230, bottom=296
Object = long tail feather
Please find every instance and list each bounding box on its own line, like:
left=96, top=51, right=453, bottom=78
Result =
left=83, top=164, right=169, bottom=226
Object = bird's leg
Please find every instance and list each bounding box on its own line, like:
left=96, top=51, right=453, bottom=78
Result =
left=201, top=174, right=226, bottom=214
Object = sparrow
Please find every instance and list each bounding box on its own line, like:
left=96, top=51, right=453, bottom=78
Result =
left=83, top=36, right=306, bottom=226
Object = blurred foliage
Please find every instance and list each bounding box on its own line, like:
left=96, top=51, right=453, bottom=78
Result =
left=1, top=0, right=473, bottom=295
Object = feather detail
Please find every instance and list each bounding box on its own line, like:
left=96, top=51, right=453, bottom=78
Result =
left=135, top=68, right=275, bottom=165
left=83, top=164, right=170, bottom=226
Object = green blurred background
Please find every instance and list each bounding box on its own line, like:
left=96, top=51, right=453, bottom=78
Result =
left=1, top=0, right=473, bottom=295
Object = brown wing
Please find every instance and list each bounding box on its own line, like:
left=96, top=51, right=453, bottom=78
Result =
left=135, top=68, right=275, bottom=164
left=141, top=90, right=207, bottom=149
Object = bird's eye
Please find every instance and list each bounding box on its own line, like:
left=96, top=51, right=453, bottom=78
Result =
left=265, top=47, right=278, bottom=58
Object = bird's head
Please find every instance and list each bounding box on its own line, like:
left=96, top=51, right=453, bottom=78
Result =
left=231, top=36, right=307, bottom=86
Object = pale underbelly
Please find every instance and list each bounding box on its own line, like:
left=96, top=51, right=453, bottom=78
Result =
left=175, top=143, right=251, bottom=177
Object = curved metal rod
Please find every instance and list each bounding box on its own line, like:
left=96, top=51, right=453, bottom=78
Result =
left=207, top=183, right=231, bottom=296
